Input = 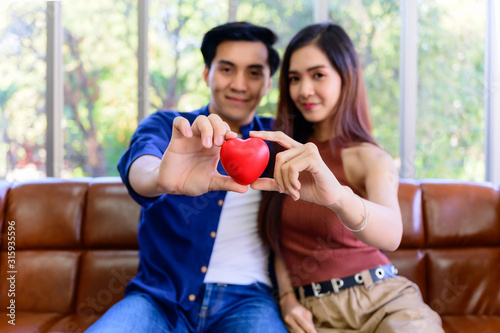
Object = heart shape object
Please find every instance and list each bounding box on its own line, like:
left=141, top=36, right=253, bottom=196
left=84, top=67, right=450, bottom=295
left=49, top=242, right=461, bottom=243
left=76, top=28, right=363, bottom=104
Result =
left=220, top=138, right=270, bottom=185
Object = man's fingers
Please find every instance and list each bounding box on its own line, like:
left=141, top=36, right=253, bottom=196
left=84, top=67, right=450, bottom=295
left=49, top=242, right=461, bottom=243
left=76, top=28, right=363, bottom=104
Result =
left=190, top=114, right=235, bottom=148
left=207, top=114, right=230, bottom=146
left=192, top=115, right=215, bottom=148
left=224, top=131, right=238, bottom=140
left=210, top=175, right=249, bottom=193
left=250, top=130, right=302, bottom=149
left=172, top=116, right=193, bottom=138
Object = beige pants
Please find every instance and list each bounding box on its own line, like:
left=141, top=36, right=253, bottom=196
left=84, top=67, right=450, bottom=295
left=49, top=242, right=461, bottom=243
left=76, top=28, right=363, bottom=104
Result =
left=296, top=275, right=444, bottom=333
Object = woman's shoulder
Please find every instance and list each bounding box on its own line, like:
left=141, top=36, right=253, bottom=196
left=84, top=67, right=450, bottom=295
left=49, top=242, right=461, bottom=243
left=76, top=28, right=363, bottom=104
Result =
left=343, top=142, right=391, bottom=163
left=342, top=142, right=396, bottom=190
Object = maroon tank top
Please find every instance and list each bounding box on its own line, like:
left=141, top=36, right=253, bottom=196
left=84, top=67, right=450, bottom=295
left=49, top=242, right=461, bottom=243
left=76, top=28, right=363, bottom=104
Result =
left=279, top=137, right=390, bottom=287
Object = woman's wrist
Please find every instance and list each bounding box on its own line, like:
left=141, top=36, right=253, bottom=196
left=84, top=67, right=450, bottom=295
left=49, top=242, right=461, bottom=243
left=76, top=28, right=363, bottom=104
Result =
left=279, top=288, right=297, bottom=305
left=328, top=186, right=370, bottom=232
left=327, top=185, right=353, bottom=212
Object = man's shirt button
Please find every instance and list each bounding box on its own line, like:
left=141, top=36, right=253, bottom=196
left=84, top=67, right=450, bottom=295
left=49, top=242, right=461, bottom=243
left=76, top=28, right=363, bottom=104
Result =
left=218, top=199, right=224, bottom=206
left=189, top=294, right=196, bottom=301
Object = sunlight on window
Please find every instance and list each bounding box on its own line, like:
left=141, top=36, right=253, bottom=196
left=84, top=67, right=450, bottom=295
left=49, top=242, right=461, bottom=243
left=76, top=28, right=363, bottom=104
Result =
left=0, top=2, right=46, bottom=181
left=416, top=0, right=486, bottom=181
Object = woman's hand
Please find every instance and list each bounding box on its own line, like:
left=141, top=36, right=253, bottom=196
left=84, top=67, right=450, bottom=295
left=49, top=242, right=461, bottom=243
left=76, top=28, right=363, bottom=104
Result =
left=250, top=130, right=346, bottom=206
left=279, top=292, right=318, bottom=333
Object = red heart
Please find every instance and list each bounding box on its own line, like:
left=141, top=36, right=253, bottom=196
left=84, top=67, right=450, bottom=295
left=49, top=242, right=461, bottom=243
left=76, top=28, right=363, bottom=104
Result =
left=220, top=138, right=270, bottom=185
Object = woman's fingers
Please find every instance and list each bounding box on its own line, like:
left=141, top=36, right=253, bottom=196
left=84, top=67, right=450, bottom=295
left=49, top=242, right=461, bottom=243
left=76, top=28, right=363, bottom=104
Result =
left=250, top=130, right=302, bottom=149
left=285, top=310, right=317, bottom=333
left=277, top=153, right=300, bottom=200
left=287, top=320, right=305, bottom=333
left=295, top=310, right=317, bottom=333
left=250, top=178, right=280, bottom=192
left=274, top=146, right=316, bottom=200
left=249, top=130, right=306, bottom=198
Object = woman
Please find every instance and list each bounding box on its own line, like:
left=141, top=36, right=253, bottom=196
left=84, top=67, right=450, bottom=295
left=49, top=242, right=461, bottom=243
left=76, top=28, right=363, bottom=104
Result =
left=250, top=23, right=443, bottom=333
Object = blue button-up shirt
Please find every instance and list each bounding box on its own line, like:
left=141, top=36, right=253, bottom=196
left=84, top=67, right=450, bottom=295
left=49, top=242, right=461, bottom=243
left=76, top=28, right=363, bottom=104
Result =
left=117, top=105, right=273, bottom=327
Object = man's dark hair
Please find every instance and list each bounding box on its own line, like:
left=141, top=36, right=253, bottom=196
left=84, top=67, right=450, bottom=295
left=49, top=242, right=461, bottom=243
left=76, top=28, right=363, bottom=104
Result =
left=201, top=21, right=280, bottom=76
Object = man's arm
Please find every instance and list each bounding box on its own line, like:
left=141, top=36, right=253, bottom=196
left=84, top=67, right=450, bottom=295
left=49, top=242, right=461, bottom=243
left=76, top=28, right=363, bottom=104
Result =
left=128, top=155, right=163, bottom=198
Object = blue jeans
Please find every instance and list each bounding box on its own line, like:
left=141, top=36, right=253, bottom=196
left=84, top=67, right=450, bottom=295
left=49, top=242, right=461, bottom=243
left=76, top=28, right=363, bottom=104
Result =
left=85, top=282, right=287, bottom=333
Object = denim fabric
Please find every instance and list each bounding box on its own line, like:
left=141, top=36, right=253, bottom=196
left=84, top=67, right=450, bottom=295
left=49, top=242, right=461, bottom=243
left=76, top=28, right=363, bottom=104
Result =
left=192, top=282, right=287, bottom=333
left=86, top=283, right=287, bottom=333
left=85, top=294, right=178, bottom=333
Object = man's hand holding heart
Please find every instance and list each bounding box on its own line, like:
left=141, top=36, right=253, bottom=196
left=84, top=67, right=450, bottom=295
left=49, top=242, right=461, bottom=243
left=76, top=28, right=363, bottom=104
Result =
left=156, top=114, right=249, bottom=196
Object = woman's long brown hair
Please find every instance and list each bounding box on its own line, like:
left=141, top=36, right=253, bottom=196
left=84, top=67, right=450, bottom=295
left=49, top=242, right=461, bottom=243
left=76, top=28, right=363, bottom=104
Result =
left=258, top=23, right=377, bottom=253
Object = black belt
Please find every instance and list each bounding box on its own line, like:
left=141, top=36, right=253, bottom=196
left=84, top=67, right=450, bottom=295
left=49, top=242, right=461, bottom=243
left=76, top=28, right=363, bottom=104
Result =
left=296, top=264, right=398, bottom=298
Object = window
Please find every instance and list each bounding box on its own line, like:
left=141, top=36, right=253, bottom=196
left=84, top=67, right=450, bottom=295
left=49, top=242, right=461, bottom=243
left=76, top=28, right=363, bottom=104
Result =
left=62, top=0, right=138, bottom=177
left=148, top=0, right=226, bottom=115
left=237, top=0, right=314, bottom=117
left=416, top=0, right=486, bottom=180
left=0, top=2, right=47, bottom=181
left=328, top=0, right=400, bottom=158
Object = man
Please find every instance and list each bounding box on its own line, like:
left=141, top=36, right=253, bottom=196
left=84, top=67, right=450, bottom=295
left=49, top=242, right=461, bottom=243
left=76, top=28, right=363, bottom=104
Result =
left=86, top=22, right=287, bottom=332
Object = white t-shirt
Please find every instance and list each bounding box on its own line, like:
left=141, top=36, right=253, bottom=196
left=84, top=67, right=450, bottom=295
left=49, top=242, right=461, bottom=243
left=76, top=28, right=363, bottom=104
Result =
left=203, top=188, right=271, bottom=286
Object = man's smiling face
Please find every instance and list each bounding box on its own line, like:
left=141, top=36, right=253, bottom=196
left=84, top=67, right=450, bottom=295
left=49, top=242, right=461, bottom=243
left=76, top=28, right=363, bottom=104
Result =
left=204, top=40, right=272, bottom=133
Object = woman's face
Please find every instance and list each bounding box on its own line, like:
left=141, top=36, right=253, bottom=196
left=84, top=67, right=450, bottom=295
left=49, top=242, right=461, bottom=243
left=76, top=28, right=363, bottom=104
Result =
left=288, top=43, right=342, bottom=130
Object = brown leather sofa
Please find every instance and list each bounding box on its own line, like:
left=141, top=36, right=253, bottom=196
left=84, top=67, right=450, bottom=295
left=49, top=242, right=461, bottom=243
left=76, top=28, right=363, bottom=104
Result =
left=0, top=178, right=499, bottom=333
